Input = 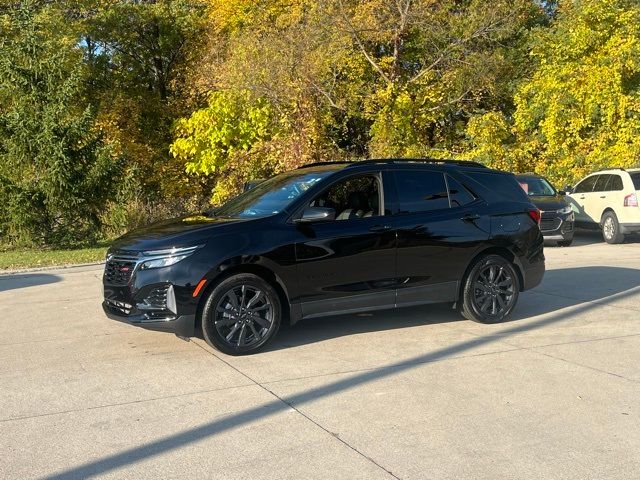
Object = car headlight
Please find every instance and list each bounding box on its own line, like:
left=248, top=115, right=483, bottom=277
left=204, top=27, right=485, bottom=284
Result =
left=556, top=205, right=573, bottom=214
left=140, top=245, right=202, bottom=270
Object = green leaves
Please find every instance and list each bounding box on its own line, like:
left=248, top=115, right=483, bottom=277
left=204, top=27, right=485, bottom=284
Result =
left=467, top=0, right=640, bottom=186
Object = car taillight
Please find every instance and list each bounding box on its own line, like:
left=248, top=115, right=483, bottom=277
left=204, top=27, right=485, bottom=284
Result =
left=624, top=193, right=638, bottom=207
left=528, top=208, right=541, bottom=224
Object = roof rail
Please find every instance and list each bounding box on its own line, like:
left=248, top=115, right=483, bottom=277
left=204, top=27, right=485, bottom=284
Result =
left=355, top=158, right=488, bottom=168
left=297, top=158, right=488, bottom=169
left=297, top=161, right=353, bottom=169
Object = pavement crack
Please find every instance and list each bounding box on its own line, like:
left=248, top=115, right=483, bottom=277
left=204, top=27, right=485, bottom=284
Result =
left=191, top=339, right=401, bottom=479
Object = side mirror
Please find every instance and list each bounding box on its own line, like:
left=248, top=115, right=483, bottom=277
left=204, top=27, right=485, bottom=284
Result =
left=562, top=185, right=573, bottom=195
left=296, top=207, right=335, bottom=223
left=558, top=190, right=567, bottom=196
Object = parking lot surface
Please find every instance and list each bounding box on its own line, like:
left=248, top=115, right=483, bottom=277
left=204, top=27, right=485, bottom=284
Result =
left=1, top=233, right=640, bottom=479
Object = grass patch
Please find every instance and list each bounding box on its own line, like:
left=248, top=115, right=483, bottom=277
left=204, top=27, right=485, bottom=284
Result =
left=0, top=245, right=107, bottom=271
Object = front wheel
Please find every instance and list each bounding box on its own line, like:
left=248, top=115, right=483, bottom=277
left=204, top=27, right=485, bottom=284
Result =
left=461, top=255, right=520, bottom=324
left=201, top=273, right=281, bottom=355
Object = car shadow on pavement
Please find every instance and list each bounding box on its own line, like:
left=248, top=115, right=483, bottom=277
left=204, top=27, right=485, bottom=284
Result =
left=267, top=266, right=640, bottom=352
left=0, top=273, right=61, bottom=292
left=44, top=266, right=640, bottom=480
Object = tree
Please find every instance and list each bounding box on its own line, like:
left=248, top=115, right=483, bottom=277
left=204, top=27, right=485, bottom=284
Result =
left=467, top=0, right=640, bottom=186
left=0, top=1, right=121, bottom=246
left=174, top=0, right=546, bottom=203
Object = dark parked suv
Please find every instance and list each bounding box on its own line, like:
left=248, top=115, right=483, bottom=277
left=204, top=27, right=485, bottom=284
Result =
left=103, top=159, right=545, bottom=354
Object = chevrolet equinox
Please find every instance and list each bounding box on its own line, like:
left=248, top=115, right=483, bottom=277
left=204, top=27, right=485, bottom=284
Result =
left=103, top=159, right=545, bottom=355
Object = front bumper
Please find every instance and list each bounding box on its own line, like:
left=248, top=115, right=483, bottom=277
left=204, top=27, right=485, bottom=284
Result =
left=540, top=211, right=574, bottom=242
left=103, top=301, right=195, bottom=336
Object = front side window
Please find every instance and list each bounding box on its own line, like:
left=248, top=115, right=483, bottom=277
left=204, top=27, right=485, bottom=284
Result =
left=574, top=175, right=598, bottom=193
left=309, top=175, right=381, bottom=221
left=394, top=171, right=450, bottom=213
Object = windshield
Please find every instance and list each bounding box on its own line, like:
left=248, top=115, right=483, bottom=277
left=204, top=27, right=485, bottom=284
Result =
left=212, top=169, right=335, bottom=218
left=517, top=176, right=556, bottom=196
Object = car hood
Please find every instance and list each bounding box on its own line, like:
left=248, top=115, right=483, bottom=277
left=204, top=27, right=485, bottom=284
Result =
left=109, top=215, right=247, bottom=252
left=528, top=195, right=568, bottom=212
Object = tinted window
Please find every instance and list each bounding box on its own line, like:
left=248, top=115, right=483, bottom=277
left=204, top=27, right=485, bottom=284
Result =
left=608, top=175, right=624, bottom=191
left=446, top=175, right=475, bottom=207
left=466, top=172, right=529, bottom=202
left=593, top=175, right=612, bottom=192
left=631, top=173, right=640, bottom=190
left=310, top=175, right=380, bottom=220
left=395, top=171, right=449, bottom=213
left=574, top=175, right=598, bottom=193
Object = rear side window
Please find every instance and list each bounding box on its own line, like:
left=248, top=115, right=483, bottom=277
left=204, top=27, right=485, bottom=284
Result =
left=446, top=175, right=475, bottom=207
left=574, top=175, right=598, bottom=193
left=394, top=171, right=450, bottom=213
left=630, top=173, right=640, bottom=190
left=593, top=175, right=612, bottom=192
left=465, top=172, right=529, bottom=202
left=609, top=175, right=624, bottom=191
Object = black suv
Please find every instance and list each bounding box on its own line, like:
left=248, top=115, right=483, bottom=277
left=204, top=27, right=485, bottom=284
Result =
left=103, top=160, right=545, bottom=355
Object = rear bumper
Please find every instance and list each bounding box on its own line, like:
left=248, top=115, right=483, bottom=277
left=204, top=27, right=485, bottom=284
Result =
left=103, top=301, right=195, bottom=337
left=620, top=223, right=640, bottom=234
left=522, top=260, right=545, bottom=291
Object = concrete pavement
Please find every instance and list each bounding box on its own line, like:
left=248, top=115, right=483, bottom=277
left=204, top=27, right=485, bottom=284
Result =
left=1, top=234, right=639, bottom=479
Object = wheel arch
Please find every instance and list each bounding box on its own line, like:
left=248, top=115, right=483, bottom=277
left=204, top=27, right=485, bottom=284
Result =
left=457, top=247, right=525, bottom=304
left=194, top=263, right=291, bottom=333
left=600, top=207, right=616, bottom=226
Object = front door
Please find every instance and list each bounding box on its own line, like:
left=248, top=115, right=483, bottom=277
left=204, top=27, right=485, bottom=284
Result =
left=569, top=174, right=599, bottom=225
left=293, top=172, right=397, bottom=318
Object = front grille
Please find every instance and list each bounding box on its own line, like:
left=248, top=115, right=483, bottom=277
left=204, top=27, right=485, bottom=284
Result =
left=104, top=259, right=136, bottom=285
left=540, top=217, right=561, bottom=232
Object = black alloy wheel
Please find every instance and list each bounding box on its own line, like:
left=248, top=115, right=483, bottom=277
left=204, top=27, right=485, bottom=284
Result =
left=461, top=254, right=520, bottom=324
left=202, top=273, right=281, bottom=355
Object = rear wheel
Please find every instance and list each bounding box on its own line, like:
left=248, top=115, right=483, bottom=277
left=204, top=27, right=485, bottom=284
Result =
left=461, top=254, right=520, bottom=324
left=601, top=211, right=625, bottom=244
left=201, top=273, right=281, bottom=355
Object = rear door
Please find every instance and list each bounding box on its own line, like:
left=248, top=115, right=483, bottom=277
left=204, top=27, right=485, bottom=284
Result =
left=388, top=169, right=490, bottom=306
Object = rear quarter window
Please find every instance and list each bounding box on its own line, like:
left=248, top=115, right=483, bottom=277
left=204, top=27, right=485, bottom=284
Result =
left=464, top=172, right=529, bottom=202
left=630, top=173, right=640, bottom=190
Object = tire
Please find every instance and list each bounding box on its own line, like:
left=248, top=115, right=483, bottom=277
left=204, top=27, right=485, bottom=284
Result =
left=601, top=211, right=625, bottom=244
left=461, top=254, right=520, bottom=324
left=201, top=273, right=282, bottom=355
left=557, top=239, right=573, bottom=247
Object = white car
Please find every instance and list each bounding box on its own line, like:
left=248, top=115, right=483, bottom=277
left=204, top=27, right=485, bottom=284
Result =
left=567, top=168, right=640, bottom=243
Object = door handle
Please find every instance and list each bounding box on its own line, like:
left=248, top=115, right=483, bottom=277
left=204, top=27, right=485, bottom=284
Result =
left=600, top=195, right=607, bottom=199
left=461, top=213, right=480, bottom=222
left=579, top=196, right=585, bottom=199
left=369, top=225, right=392, bottom=232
